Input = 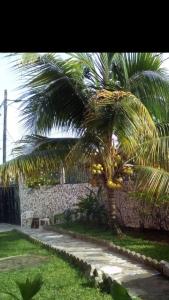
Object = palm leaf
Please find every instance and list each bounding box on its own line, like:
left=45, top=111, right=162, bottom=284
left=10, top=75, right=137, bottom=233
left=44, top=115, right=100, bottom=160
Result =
left=135, top=166, right=169, bottom=198
left=12, top=135, right=79, bottom=156
left=21, top=53, right=40, bottom=64
left=129, top=123, right=169, bottom=170
left=122, top=53, right=169, bottom=122
left=65, top=130, right=104, bottom=168
left=15, top=53, right=169, bottom=134
left=86, top=90, right=157, bottom=152
left=17, top=54, right=88, bottom=134
left=0, top=137, right=79, bottom=184
left=15, top=274, right=43, bottom=300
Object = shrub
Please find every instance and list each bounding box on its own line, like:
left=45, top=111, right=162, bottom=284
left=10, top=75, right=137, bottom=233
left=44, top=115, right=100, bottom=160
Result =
left=53, top=209, right=77, bottom=224
left=75, top=187, right=108, bottom=225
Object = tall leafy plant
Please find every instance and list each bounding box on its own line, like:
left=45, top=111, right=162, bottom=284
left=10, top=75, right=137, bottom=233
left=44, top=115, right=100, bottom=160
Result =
left=0, top=274, right=43, bottom=300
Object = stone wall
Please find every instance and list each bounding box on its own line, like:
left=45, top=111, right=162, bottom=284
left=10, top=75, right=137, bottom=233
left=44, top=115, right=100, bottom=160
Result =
left=19, top=182, right=169, bottom=230
left=114, top=182, right=169, bottom=231
left=19, top=183, right=97, bottom=223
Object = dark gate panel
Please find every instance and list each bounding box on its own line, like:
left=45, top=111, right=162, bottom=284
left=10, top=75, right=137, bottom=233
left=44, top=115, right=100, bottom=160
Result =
left=0, top=185, right=21, bottom=225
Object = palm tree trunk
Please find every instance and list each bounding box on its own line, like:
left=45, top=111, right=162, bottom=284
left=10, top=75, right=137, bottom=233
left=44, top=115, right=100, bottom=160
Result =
left=106, top=187, right=122, bottom=235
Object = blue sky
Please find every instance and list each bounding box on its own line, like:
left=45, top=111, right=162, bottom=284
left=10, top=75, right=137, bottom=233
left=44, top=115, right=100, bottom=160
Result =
left=0, top=53, right=169, bottom=163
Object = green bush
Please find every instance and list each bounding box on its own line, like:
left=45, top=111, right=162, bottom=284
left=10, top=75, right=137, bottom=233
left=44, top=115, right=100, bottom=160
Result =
left=53, top=188, right=107, bottom=226
left=53, top=209, right=77, bottom=224
left=26, top=171, right=60, bottom=188
left=76, top=187, right=108, bottom=225
left=53, top=213, right=65, bottom=224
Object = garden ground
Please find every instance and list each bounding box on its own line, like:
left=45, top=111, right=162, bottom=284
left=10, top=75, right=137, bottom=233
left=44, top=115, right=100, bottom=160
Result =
left=0, top=228, right=112, bottom=300
left=19, top=225, right=169, bottom=300
left=1, top=224, right=169, bottom=299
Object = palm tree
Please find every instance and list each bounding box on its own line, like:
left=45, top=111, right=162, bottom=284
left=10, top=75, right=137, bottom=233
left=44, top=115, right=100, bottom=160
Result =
left=1, top=53, right=169, bottom=233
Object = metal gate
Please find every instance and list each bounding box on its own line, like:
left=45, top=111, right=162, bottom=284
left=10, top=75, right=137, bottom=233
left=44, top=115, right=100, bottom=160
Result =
left=0, top=185, right=21, bottom=225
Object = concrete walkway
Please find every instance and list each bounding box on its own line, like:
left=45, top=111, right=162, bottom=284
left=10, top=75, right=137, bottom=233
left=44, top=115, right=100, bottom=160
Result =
left=0, top=223, right=20, bottom=232
left=1, top=224, right=169, bottom=299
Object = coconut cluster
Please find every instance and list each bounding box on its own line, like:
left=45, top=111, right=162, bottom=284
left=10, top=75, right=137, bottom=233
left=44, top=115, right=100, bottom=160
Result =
left=90, top=152, right=134, bottom=190
left=91, top=164, right=104, bottom=175
left=122, top=165, right=133, bottom=175
left=107, top=180, right=122, bottom=189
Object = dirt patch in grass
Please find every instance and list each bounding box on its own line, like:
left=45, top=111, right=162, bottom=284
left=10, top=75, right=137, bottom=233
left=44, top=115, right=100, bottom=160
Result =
left=0, top=255, right=49, bottom=272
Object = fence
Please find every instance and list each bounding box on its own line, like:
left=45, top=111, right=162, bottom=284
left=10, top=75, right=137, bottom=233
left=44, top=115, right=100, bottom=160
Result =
left=0, top=185, right=20, bottom=225
left=65, top=164, right=90, bottom=184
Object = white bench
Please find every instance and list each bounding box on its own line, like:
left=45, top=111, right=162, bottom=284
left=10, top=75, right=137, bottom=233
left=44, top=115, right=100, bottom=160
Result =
left=39, top=217, right=50, bottom=227
left=21, top=211, right=50, bottom=228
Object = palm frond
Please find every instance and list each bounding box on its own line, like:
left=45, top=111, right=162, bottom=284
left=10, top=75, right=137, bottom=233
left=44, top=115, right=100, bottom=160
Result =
left=15, top=52, right=169, bottom=134
left=21, top=53, right=40, bottom=64
left=130, top=123, right=169, bottom=170
left=135, top=166, right=169, bottom=198
left=15, top=274, right=43, bottom=300
left=12, top=135, right=79, bottom=156
left=0, top=150, right=58, bottom=184
left=86, top=90, right=157, bottom=154
left=121, top=53, right=169, bottom=122
left=121, top=53, right=163, bottom=77
left=0, top=137, right=79, bottom=184
left=68, top=53, right=103, bottom=87
left=17, top=54, right=88, bottom=134
left=65, top=130, right=104, bottom=165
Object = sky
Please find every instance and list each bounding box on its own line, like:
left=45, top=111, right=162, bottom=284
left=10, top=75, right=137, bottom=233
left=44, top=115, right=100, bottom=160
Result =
left=0, top=52, right=169, bottom=163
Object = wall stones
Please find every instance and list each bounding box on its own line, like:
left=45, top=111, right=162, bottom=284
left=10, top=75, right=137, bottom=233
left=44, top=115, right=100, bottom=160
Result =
left=19, top=182, right=169, bottom=230
left=19, top=183, right=98, bottom=222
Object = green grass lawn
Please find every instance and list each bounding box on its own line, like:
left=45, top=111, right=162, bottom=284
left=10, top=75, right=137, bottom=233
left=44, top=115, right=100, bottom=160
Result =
left=56, top=222, right=169, bottom=262
left=0, top=230, right=112, bottom=300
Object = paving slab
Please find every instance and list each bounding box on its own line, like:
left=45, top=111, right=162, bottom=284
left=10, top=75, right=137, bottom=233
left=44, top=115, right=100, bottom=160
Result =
left=0, top=223, right=20, bottom=232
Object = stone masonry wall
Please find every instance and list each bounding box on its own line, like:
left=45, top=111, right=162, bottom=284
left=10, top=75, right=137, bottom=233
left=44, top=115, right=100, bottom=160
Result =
left=19, top=182, right=169, bottom=230
left=19, top=183, right=97, bottom=222
left=114, top=182, right=169, bottom=231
